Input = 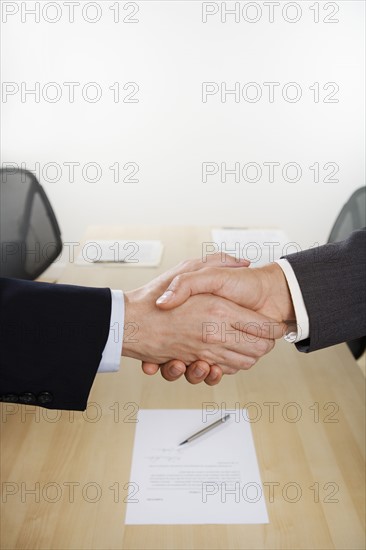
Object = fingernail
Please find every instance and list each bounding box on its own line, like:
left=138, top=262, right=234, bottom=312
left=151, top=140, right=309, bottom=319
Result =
left=156, top=290, right=174, bottom=304
left=169, top=366, right=182, bottom=376
left=194, top=367, right=205, bottom=377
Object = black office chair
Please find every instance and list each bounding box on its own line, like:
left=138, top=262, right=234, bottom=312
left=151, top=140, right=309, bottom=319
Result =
left=0, top=168, right=62, bottom=280
left=327, top=187, right=366, bottom=359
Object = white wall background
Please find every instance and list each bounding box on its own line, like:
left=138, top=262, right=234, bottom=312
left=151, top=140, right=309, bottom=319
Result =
left=1, top=1, right=365, bottom=257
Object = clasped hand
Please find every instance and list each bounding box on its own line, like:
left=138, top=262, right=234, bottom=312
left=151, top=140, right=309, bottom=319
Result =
left=122, top=254, right=295, bottom=385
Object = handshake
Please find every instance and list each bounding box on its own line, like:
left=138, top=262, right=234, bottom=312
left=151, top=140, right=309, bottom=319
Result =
left=122, top=253, right=296, bottom=386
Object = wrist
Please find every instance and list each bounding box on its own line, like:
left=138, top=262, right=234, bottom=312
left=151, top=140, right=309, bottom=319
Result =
left=123, top=288, right=169, bottom=363
left=260, top=263, right=296, bottom=323
left=122, top=290, right=144, bottom=360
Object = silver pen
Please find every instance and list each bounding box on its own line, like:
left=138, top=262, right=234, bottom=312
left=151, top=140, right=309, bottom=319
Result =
left=93, top=260, right=126, bottom=263
left=179, top=414, right=231, bottom=446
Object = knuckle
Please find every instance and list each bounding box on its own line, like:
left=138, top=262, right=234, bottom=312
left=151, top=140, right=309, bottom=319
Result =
left=199, top=350, right=214, bottom=364
left=177, top=259, right=193, bottom=272
left=172, top=273, right=184, bottom=286
left=210, top=303, right=226, bottom=320
left=206, top=253, right=221, bottom=263
left=242, top=357, right=257, bottom=370
left=255, top=338, right=271, bottom=356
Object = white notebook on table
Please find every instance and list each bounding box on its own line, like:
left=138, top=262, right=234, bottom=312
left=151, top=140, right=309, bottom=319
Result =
left=76, top=240, right=164, bottom=267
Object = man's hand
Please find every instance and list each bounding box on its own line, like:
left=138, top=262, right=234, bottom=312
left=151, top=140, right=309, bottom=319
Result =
left=123, top=291, right=275, bottom=367
left=139, top=254, right=248, bottom=385
left=142, top=263, right=295, bottom=384
left=121, top=254, right=277, bottom=373
left=156, top=263, right=295, bottom=331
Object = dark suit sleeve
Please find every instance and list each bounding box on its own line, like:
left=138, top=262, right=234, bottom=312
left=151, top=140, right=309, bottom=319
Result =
left=0, top=278, right=112, bottom=410
left=282, top=229, right=366, bottom=353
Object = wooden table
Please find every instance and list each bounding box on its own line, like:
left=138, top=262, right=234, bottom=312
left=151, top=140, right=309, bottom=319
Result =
left=1, top=226, right=365, bottom=549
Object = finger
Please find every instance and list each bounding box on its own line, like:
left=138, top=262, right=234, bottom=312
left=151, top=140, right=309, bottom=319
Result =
left=211, top=348, right=259, bottom=371
left=141, top=362, right=160, bottom=375
left=204, top=253, right=250, bottom=268
left=150, top=255, right=249, bottom=303
left=184, top=360, right=211, bottom=384
left=156, top=267, right=227, bottom=309
left=216, top=365, right=240, bottom=375
left=163, top=254, right=249, bottom=284
left=212, top=333, right=275, bottom=370
left=204, top=365, right=224, bottom=386
left=222, top=335, right=276, bottom=360
left=200, top=332, right=274, bottom=370
left=181, top=253, right=249, bottom=272
left=194, top=296, right=284, bottom=341
left=222, top=301, right=286, bottom=340
left=160, top=360, right=187, bottom=381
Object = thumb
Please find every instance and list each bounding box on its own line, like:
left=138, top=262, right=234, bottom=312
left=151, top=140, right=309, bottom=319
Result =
left=156, top=268, right=225, bottom=310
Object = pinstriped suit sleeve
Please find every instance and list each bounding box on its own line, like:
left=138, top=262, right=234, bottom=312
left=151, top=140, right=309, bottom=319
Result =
left=282, top=229, right=366, bottom=352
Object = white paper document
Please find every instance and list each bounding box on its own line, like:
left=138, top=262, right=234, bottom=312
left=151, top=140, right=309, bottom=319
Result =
left=211, top=228, right=291, bottom=267
left=76, top=240, right=163, bottom=267
left=125, top=409, right=269, bottom=525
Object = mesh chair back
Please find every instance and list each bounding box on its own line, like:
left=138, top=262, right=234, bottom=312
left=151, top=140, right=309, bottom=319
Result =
left=0, top=169, right=62, bottom=280
left=328, top=187, right=366, bottom=359
left=328, top=187, right=366, bottom=243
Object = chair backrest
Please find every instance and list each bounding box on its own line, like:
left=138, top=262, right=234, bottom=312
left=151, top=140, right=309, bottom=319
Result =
left=0, top=168, right=62, bottom=280
left=328, top=187, right=366, bottom=243
left=327, top=186, right=366, bottom=359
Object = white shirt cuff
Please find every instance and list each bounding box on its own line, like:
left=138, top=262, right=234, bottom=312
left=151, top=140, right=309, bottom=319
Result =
left=275, top=259, right=310, bottom=343
left=97, top=289, right=124, bottom=373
